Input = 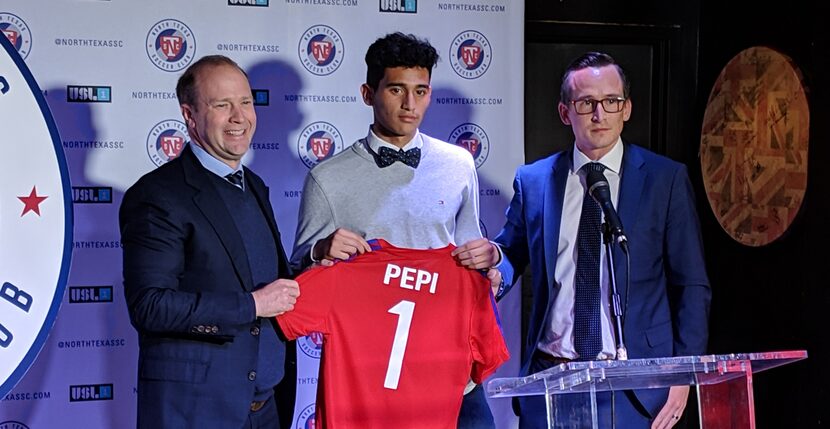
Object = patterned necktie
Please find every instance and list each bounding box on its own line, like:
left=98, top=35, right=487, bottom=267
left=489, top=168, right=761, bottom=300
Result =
left=574, top=162, right=605, bottom=361
left=225, top=170, right=244, bottom=190
left=374, top=146, right=421, bottom=168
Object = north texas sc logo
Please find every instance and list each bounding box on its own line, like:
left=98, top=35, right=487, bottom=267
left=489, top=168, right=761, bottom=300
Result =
left=297, top=122, right=343, bottom=169
left=449, top=30, right=492, bottom=80
left=0, top=13, right=31, bottom=60
left=296, top=403, right=317, bottom=429
left=449, top=123, right=490, bottom=168
left=297, top=25, right=344, bottom=76
left=0, top=421, right=30, bottom=429
left=0, top=31, right=72, bottom=400
left=146, top=19, right=196, bottom=72
left=298, top=332, right=323, bottom=359
left=146, top=120, right=189, bottom=167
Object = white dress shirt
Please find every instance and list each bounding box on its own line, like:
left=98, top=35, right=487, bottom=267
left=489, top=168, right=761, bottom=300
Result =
left=537, top=138, right=624, bottom=360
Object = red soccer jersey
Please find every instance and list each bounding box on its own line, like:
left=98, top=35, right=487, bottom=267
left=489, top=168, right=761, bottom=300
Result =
left=277, top=239, right=509, bottom=429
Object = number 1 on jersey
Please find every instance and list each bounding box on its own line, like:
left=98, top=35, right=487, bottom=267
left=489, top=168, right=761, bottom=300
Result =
left=384, top=300, right=415, bottom=390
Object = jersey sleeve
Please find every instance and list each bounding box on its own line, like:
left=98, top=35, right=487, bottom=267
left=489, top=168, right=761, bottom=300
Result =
left=275, top=265, right=338, bottom=340
left=469, top=275, right=510, bottom=383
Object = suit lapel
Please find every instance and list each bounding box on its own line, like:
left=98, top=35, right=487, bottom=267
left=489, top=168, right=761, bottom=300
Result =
left=614, top=143, right=646, bottom=298
left=544, top=152, right=570, bottom=289
left=181, top=147, right=255, bottom=291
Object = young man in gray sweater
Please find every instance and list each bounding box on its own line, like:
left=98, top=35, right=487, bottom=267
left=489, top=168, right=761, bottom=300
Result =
left=291, top=32, right=502, bottom=428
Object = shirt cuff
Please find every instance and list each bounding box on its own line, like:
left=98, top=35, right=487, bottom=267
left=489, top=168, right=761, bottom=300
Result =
left=309, top=241, right=320, bottom=264
left=245, top=291, right=258, bottom=321
left=489, top=241, right=504, bottom=268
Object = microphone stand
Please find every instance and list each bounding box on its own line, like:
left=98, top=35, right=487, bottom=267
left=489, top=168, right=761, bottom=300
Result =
left=602, top=223, right=628, bottom=360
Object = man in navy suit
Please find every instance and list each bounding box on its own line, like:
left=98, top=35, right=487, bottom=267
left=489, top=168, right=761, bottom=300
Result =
left=120, top=55, right=300, bottom=429
left=492, top=52, right=711, bottom=428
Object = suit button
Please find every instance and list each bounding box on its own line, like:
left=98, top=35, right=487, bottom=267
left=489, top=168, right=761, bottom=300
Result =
left=250, top=326, right=260, bottom=336
left=248, top=371, right=256, bottom=381
left=197, top=325, right=205, bottom=333
left=211, top=326, right=219, bottom=334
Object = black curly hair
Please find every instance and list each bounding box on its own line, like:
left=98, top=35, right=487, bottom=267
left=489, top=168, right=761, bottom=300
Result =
left=364, top=32, right=439, bottom=90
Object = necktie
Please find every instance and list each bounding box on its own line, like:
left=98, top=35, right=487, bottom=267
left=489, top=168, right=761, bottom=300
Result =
left=574, top=162, right=605, bottom=361
left=374, top=146, right=421, bottom=168
left=225, top=170, right=244, bottom=190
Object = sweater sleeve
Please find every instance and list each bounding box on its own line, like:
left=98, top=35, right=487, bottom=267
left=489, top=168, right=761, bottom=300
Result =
left=291, top=171, right=336, bottom=271
left=453, top=154, right=484, bottom=245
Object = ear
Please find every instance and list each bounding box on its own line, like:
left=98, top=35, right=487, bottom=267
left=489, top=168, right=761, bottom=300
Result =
left=360, top=84, right=374, bottom=107
left=180, top=104, right=196, bottom=129
left=622, top=98, right=632, bottom=122
left=558, top=101, right=571, bottom=125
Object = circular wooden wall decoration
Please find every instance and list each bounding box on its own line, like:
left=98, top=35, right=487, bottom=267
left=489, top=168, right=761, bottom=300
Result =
left=700, top=47, right=809, bottom=246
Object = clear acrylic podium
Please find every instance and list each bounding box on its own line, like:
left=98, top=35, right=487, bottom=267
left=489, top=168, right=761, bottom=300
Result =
left=486, top=350, right=807, bottom=428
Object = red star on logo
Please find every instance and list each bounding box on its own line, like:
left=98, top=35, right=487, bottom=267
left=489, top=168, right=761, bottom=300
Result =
left=18, top=186, right=48, bottom=217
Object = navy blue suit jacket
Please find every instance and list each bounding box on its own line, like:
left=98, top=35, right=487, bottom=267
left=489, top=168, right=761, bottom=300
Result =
left=494, top=143, right=711, bottom=415
left=120, top=146, right=294, bottom=429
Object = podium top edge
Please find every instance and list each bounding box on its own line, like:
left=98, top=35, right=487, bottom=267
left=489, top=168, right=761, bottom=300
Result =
left=485, top=350, right=808, bottom=395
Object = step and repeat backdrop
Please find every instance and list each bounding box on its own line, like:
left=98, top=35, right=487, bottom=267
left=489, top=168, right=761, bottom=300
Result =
left=0, top=1, right=524, bottom=428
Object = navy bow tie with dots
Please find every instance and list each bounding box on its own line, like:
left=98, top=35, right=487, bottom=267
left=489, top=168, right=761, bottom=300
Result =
left=374, top=146, right=421, bottom=168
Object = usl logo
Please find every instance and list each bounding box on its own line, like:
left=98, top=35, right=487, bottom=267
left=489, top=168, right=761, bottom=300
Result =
left=449, top=30, right=492, bottom=79
left=146, top=120, right=189, bottom=166
left=449, top=123, right=490, bottom=168
left=228, top=0, right=269, bottom=5
left=0, top=421, right=30, bottom=429
left=66, top=85, right=111, bottom=103
left=297, top=25, right=344, bottom=76
left=0, top=13, right=31, bottom=60
left=379, top=0, right=417, bottom=12
left=69, top=384, right=113, bottom=402
left=252, top=89, right=269, bottom=106
left=71, top=187, right=112, bottom=203
left=146, top=19, right=196, bottom=72
left=68, top=286, right=113, bottom=303
left=297, top=122, right=343, bottom=169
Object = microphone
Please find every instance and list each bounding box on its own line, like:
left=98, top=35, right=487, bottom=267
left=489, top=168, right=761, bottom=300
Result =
left=586, top=169, right=628, bottom=248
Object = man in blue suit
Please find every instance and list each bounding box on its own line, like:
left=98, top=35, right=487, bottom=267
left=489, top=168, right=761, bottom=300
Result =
left=121, top=55, right=300, bottom=429
left=492, top=52, right=711, bottom=428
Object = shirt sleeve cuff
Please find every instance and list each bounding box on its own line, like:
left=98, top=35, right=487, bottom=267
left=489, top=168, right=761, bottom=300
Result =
left=309, top=241, right=320, bottom=264
left=490, top=241, right=504, bottom=268
left=245, top=292, right=257, bottom=321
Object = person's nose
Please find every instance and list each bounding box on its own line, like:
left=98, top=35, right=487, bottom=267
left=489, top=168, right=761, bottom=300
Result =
left=591, top=103, right=604, bottom=123
left=229, top=104, right=244, bottom=122
left=402, top=91, right=415, bottom=111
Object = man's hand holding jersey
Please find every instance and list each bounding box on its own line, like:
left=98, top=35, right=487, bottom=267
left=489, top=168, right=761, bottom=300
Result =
left=252, top=279, right=300, bottom=317
left=452, top=238, right=503, bottom=294
left=312, top=228, right=372, bottom=266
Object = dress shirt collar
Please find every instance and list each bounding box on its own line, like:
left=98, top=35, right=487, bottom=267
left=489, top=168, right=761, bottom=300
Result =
left=366, top=128, right=424, bottom=153
left=189, top=142, right=244, bottom=180
left=571, top=137, right=624, bottom=175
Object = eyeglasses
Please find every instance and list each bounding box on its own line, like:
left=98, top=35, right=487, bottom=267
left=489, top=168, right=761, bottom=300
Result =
left=569, top=97, right=627, bottom=115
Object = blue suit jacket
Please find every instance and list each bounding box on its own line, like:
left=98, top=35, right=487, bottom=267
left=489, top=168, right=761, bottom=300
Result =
left=120, top=146, right=294, bottom=428
left=494, top=143, right=711, bottom=415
